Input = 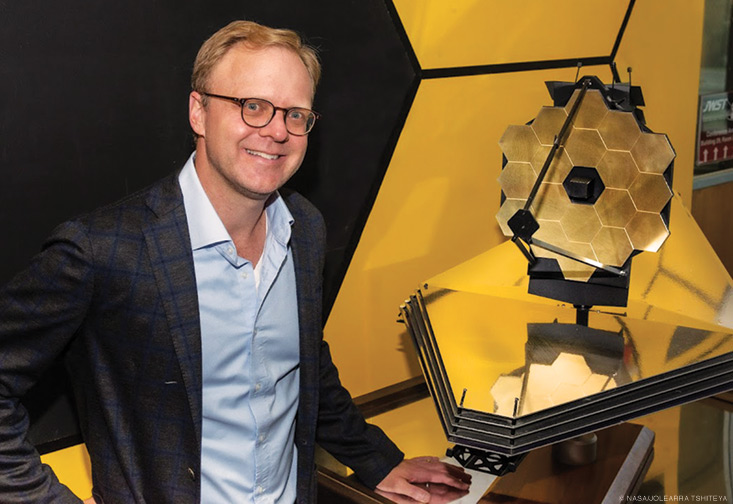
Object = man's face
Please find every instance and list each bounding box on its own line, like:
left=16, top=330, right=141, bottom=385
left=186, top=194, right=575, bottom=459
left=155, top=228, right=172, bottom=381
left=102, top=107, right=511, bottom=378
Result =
left=189, top=43, right=313, bottom=203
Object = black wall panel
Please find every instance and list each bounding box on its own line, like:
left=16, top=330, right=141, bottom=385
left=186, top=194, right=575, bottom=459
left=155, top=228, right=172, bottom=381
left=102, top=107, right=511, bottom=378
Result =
left=0, top=0, right=415, bottom=449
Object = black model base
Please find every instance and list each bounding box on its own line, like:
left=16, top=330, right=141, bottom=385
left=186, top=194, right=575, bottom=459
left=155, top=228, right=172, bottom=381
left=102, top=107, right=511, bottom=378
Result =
left=446, top=445, right=527, bottom=476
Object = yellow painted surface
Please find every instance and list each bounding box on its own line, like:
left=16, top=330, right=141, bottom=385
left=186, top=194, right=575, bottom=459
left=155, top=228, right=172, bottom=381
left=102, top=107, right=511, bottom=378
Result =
left=394, top=0, right=630, bottom=68
left=632, top=196, right=733, bottom=330
left=613, top=0, right=704, bottom=205
left=40, top=443, right=92, bottom=499
left=324, top=66, right=611, bottom=397
left=369, top=398, right=452, bottom=459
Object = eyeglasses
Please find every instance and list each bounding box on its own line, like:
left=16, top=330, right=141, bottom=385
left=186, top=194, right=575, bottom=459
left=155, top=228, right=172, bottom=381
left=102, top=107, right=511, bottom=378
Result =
left=200, top=92, right=320, bottom=136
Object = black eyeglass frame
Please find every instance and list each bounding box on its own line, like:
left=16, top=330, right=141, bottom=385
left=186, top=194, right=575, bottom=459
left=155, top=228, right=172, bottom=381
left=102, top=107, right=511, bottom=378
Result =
left=199, top=92, right=321, bottom=136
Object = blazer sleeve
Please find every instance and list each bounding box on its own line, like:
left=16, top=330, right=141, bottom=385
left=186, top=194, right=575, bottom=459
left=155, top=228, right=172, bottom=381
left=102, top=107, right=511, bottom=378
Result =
left=0, top=220, right=93, bottom=503
left=314, top=339, right=405, bottom=489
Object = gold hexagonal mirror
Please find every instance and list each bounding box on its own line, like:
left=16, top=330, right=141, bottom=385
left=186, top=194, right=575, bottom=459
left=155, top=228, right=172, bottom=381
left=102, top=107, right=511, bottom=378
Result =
left=496, top=76, right=675, bottom=294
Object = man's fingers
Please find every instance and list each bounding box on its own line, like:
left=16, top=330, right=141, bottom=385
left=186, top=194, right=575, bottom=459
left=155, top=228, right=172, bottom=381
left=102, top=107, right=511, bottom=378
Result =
left=397, top=481, right=431, bottom=503
left=377, top=479, right=430, bottom=503
left=417, top=462, right=471, bottom=489
left=445, top=463, right=473, bottom=483
left=377, top=483, right=471, bottom=504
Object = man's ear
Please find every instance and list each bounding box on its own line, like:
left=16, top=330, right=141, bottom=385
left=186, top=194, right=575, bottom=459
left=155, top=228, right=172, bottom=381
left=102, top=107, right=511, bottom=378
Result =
left=189, top=91, right=206, bottom=137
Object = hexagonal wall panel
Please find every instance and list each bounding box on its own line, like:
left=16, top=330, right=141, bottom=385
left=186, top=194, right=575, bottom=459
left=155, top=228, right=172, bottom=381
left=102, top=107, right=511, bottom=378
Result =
left=394, top=1, right=630, bottom=68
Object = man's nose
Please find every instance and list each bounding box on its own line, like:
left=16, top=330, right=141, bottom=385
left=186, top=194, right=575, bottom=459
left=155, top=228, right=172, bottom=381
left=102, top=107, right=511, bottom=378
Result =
left=259, top=110, right=289, bottom=141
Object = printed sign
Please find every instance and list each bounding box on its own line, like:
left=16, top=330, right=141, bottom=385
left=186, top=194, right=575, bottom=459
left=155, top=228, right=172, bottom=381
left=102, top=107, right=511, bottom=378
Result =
left=697, top=92, right=733, bottom=165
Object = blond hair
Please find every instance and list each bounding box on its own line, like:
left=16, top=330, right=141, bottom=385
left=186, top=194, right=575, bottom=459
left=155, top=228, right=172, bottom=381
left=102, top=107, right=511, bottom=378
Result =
left=191, top=20, right=321, bottom=95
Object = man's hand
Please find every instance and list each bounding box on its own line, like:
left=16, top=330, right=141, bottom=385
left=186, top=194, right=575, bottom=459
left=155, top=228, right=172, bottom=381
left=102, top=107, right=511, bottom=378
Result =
left=375, top=456, right=471, bottom=503
left=375, top=482, right=470, bottom=504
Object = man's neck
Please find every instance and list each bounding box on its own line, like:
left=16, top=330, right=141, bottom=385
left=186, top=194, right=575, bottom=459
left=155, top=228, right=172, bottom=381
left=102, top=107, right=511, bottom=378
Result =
left=193, top=158, right=272, bottom=265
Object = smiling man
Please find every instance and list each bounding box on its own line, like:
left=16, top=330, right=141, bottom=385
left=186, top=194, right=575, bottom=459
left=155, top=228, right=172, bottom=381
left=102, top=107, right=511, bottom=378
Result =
left=0, top=20, right=469, bottom=504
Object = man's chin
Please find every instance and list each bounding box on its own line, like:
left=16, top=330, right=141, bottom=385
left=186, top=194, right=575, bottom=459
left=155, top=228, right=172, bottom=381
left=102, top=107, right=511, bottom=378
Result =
left=236, top=184, right=281, bottom=202
left=231, top=168, right=298, bottom=201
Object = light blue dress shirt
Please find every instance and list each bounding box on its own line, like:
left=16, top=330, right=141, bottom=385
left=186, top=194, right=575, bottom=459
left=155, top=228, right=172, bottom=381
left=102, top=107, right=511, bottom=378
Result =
left=178, top=154, right=300, bottom=504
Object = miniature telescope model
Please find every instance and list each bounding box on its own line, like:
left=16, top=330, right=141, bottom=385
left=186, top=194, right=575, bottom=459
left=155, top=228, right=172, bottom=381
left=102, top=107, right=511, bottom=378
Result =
left=399, top=76, right=733, bottom=475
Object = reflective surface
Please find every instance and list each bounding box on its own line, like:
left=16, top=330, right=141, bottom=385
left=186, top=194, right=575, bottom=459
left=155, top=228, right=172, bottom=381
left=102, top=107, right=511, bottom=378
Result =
left=402, top=194, right=733, bottom=454
left=422, top=285, right=733, bottom=416
left=431, top=195, right=733, bottom=334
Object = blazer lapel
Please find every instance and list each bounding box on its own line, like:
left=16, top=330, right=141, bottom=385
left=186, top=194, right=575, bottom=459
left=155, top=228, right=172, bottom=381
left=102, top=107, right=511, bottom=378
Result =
left=290, top=207, right=319, bottom=426
left=284, top=191, right=324, bottom=502
left=143, top=174, right=203, bottom=445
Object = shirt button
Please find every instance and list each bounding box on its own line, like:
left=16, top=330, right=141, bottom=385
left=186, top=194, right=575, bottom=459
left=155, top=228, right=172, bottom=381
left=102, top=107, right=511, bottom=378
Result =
left=257, top=486, right=265, bottom=494
left=187, top=467, right=196, bottom=481
left=241, top=271, right=248, bottom=279
left=227, top=247, right=234, bottom=255
left=258, top=434, right=265, bottom=442
left=254, top=383, right=262, bottom=392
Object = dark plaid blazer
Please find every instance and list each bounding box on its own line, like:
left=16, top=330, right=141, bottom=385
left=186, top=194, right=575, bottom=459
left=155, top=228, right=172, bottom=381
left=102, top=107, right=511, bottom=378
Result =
left=0, top=172, right=403, bottom=503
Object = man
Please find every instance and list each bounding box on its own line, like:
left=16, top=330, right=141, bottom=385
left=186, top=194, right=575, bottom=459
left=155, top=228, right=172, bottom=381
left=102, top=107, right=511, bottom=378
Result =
left=0, top=20, right=470, bottom=503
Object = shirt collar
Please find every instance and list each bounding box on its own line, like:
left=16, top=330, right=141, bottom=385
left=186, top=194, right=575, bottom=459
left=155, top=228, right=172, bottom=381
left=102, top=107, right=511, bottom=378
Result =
left=178, top=152, right=294, bottom=251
